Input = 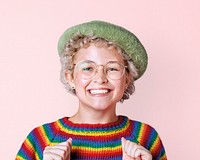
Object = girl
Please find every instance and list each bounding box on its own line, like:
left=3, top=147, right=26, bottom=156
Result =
left=16, top=21, right=167, bottom=160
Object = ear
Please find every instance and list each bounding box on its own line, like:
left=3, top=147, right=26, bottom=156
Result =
left=65, top=71, right=75, bottom=88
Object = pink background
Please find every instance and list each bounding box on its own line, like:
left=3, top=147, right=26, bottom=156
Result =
left=0, top=0, right=200, bottom=159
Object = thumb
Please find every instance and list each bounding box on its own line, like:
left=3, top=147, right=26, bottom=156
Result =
left=121, top=137, right=130, bottom=160
left=66, top=138, right=72, bottom=160
left=67, top=138, right=72, bottom=144
left=121, top=137, right=127, bottom=153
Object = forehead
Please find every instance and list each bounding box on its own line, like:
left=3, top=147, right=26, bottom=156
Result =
left=74, top=44, right=124, bottom=64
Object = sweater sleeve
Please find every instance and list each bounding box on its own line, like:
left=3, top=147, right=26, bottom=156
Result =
left=16, top=121, right=59, bottom=160
left=134, top=122, right=167, bottom=160
left=147, top=127, right=167, bottom=160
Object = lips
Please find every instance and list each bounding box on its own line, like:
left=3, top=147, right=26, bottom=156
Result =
left=89, top=89, right=111, bottom=95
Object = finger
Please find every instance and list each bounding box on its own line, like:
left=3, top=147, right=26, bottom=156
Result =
left=66, top=138, right=72, bottom=159
left=121, top=137, right=126, bottom=151
left=122, top=138, right=138, bottom=157
left=58, top=138, right=72, bottom=146
left=44, top=145, right=69, bottom=151
left=47, top=138, right=72, bottom=151
left=121, top=137, right=131, bottom=155
left=122, top=137, right=132, bottom=153
left=44, top=146, right=69, bottom=160
left=44, top=147, right=67, bottom=155
left=43, top=151, right=64, bottom=160
left=43, top=138, right=73, bottom=160
left=135, top=149, right=152, bottom=160
left=126, top=140, right=137, bottom=157
left=67, top=137, right=72, bottom=143
left=67, top=138, right=72, bottom=151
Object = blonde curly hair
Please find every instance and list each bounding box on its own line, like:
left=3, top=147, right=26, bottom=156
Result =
left=59, top=32, right=138, bottom=102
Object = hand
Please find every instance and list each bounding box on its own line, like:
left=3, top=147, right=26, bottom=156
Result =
left=121, top=137, right=152, bottom=160
left=43, top=138, right=72, bottom=160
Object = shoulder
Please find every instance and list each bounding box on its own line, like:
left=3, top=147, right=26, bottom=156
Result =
left=125, top=116, right=167, bottom=160
left=119, top=115, right=159, bottom=142
left=121, top=115, right=156, bottom=133
left=16, top=117, right=67, bottom=159
left=27, top=117, right=66, bottom=143
left=127, top=117, right=160, bottom=143
left=127, top=116, right=158, bottom=134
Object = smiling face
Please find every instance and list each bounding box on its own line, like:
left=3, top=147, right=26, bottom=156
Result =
left=67, top=44, right=128, bottom=113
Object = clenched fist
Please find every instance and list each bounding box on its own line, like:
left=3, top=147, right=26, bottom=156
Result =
left=43, top=138, right=72, bottom=160
left=121, top=137, right=152, bottom=160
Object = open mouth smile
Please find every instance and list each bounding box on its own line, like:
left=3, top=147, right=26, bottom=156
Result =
left=89, top=89, right=111, bottom=95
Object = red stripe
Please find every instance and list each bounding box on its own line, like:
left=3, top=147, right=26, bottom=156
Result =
left=22, top=140, right=35, bottom=158
left=61, top=116, right=124, bottom=128
left=139, top=125, right=151, bottom=146
left=72, top=148, right=122, bottom=158
left=33, top=127, right=47, bottom=150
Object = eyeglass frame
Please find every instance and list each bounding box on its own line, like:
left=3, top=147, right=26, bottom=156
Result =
left=72, top=60, right=128, bottom=80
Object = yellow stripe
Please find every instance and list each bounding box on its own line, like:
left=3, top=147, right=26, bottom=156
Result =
left=149, top=134, right=159, bottom=151
left=35, top=153, right=40, bottom=160
left=24, top=138, right=33, bottom=148
left=24, top=139, right=40, bottom=159
left=137, top=123, right=145, bottom=142
left=73, top=145, right=121, bottom=152
left=57, top=120, right=130, bottom=136
left=39, top=126, right=51, bottom=145
left=15, top=155, right=24, bottom=160
left=49, top=141, right=59, bottom=146
left=16, top=153, right=40, bottom=160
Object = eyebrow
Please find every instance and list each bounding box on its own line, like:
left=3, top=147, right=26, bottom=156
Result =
left=74, top=60, right=124, bottom=65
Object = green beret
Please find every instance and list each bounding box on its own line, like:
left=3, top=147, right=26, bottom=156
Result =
left=58, top=20, right=148, bottom=80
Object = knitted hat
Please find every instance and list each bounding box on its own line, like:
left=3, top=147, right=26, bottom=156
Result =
left=58, top=20, right=148, bottom=80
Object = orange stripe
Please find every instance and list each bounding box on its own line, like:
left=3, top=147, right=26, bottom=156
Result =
left=37, top=126, right=51, bottom=145
left=57, top=120, right=130, bottom=136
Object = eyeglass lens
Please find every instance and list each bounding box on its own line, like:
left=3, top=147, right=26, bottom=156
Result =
left=75, top=60, right=125, bottom=80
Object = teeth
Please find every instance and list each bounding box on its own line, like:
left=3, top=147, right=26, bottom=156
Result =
left=90, top=89, right=109, bottom=94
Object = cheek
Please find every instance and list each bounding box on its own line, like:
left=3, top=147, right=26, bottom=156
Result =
left=74, top=75, right=90, bottom=88
left=113, top=82, right=126, bottom=101
left=114, top=78, right=126, bottom=93
left=118, top=76, right=127, bottom=87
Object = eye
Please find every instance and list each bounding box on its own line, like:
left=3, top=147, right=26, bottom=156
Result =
left=107, top=67, right=119, bottom=72
left=78, top=61, right=95, bottom=72
left=82, top=67, right=93, bottom=71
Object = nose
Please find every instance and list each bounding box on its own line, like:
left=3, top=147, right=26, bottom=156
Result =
left=93, top=66, right=108, bottom=84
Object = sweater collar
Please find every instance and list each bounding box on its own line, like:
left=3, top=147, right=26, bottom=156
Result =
left=57, top=115, right=129, bottom=134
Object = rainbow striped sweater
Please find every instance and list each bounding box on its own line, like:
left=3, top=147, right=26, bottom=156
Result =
left=16, top=116, right=167, bottom=160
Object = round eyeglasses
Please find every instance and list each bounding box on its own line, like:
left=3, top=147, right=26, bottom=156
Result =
left=73, top=60, right=127, bottom=80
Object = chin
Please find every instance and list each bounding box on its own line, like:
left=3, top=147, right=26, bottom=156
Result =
left=90, top=102, right=116, bottom=111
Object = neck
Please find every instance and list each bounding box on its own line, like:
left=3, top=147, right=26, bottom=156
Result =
left=69, top=105, right=118, bottom=124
